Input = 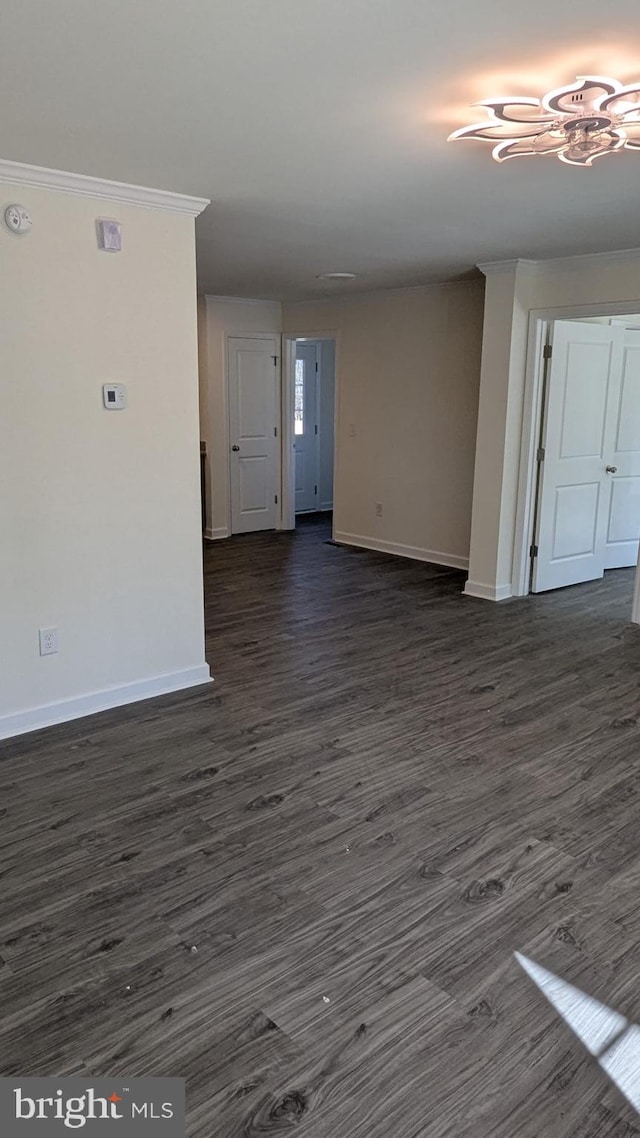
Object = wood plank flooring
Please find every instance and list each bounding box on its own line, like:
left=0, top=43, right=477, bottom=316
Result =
left=2, top=513, right=640, bottom=1135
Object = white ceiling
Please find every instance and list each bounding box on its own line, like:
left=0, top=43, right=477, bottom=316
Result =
left=3, top=1, right=640, bottom=299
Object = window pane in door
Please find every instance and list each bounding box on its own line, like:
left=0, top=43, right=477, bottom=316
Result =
left=295, top=359, right=304, bottom=435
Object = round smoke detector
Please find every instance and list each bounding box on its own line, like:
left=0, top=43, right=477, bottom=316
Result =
left=3, top=203, right=32, bottom=236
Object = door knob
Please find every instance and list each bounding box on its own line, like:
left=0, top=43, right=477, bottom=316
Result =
left=232, top=445, right=240, bottom=452
left=605, top=465, right=617, bottom=473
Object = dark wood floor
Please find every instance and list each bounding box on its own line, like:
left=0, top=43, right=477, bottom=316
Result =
left=2, top=514, right=640, bottom=1136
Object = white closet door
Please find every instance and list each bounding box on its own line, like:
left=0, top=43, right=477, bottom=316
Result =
left=533, top=322, right=622, bottom=592
left=228, top=336, right=279, bottom=534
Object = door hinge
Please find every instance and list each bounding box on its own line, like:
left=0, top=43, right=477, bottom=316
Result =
left=275, top=494, right=278, bottom=504
left=536, top=446, right=545, bottom=462
left=314, top=424, right=318, bottom=435
left=314, top=485, right=318, bottom=495
left=271, top=355, right=278, bottom=366
left=315, top=361, right=318, bottom=372
left=530, top=544, right=539, bottom=558
left=274, top=427, right=278, bottom=437
left=543, top=344, right=552, bottom=360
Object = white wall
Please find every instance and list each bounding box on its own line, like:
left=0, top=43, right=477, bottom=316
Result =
left=198, top=296, right=282, bottom=538
left=283, top=282, right=485, bottom=568
left=0, top=172, right=210, bottom=737
left=467, top=252, right=640, bottom=599
left=466, top=263, right=537, bottom=599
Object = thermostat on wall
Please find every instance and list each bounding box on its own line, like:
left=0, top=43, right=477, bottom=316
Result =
left=103, top=383, right=127, bottom=409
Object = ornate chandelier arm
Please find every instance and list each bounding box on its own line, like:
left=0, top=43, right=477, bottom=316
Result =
left=492, top=134, right=567, bottom=162
left=541, top=75, right=620, bottom=113
left=448, top=120, right=548, bottom=143
left=598, top=84, right=640, bottom=116
left=475, top=96, right=554, bottom=125
left=622, top=122, right=640, bottom=149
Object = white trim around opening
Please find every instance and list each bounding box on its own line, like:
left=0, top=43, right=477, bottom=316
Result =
left=281, top=330, right=340, bottom=539
left=512, top=299, right=640, bottom=609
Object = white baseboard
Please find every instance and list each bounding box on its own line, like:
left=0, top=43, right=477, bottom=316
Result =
left=463, top=579, right=513, bottom=602
left=204, top=526, right=229, bottom=541
left=0, top=664, right=213, bottom=741
left=320, top=502, right=334, bottom=512
left=333, top=531, right=469, bottom=571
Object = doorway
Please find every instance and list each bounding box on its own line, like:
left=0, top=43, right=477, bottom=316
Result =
left=278, top=334, right=336, bottom=530
left=516, top=314, right=640, bottom=595
left=224, top=330, right=337, bottom=537
left=293, top=339, right=335, bottom=517
left=294, top=341, right=320, bottom=513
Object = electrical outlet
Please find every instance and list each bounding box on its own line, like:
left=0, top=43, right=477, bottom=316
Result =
left=39, top=627, right=58, bottom=656
left=375, top=502, right=383, bottom=518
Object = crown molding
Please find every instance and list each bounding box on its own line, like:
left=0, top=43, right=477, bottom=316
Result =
left=283, top=276, right=484, bottom=308
left=204, top=294, right=282, bottom=306
left=0, top=159, right=209, bottom=216
left=479, top=248, right=640, bottom=278
left=530, top=246, right=640, bottom=274
left=477, top=258, right=538, bottom=277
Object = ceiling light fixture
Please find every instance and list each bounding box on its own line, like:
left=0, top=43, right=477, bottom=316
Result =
left=449, top=75, right=640, bottom=166
left=316, top=272, right=357, bottom=280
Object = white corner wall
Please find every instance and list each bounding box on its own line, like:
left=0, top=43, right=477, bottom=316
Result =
left=198, top=296, right=282, bottom=538
left=467, top=251, right=640, bottom=600
left=0, top=173, right=210, bottom=738
left=465, top=262, right=537, bottom=599
left=283, top=282, right=485, bottom=569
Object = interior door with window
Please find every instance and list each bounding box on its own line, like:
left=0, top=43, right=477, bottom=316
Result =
left=294, top=341, right=319, bottom=513
left=533, top=321, right=640, bottom=592
left=228, top=335, right=279, bottom=534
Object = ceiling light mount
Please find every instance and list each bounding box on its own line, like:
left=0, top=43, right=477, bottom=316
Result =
left=449, top=75, right=640, bottom=166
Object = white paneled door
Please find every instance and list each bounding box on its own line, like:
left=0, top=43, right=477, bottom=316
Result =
left=228, top=335, right=279, bottom=534
left=294, top=341, right=319, bottom=513
left=605, top=329, right=640, bottom=568
left=533, top=322, right=640, bottom=592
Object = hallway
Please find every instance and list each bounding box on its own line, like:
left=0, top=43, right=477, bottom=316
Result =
left=1, top=516, right=640, bottom=1135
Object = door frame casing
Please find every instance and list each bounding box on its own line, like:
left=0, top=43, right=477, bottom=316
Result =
left=512, top=300, right=640, bottom=599
left=281, top=330, right=340, bottom=535
left=292, top=340, right=322, bottom=514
